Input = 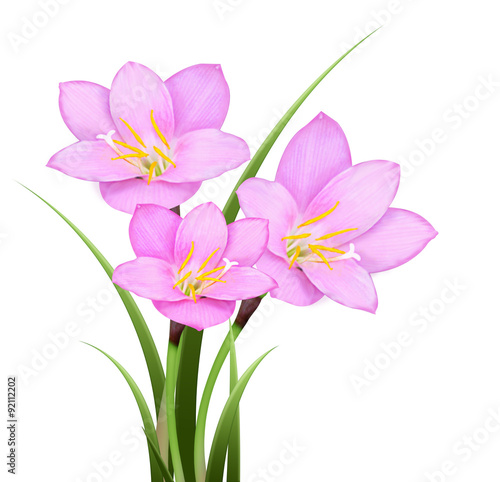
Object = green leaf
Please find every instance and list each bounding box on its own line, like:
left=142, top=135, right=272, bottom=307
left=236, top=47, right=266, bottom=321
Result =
left=206, top=348, right=276, bottom=482
left=222, top=28, right=382, bottom=224
left=19, top=184, right=165, bottom=417
left=144, top=429, right=175, bottom=482
left=82, top=343, right=163, bottom=482
left=227, top=321, right=240, bottom=481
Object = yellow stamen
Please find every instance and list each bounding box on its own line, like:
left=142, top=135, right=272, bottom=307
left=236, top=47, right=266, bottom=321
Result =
left=151, top=110, right=171, bottom=149
left=198, top=266, right=224, bottom=277
left=172, top=271, right=192, bottom=289
left=316, top=228, right=358, bottom=241
left=308, top=245, right=345, bottom=254
left=120, top=118, right=146, bottom=148
left=113, top=140, right=149, bottom=156
left=309, top=245, right=332, bottom=270
left=147, top=162, right=158, bottom=185
left=153, top=146, right=176, bottom=167
left=197, top=248, right=221, bottom=273
left=189, top=283, right=197, bottom=303
left=111, top=153, right=147, bottom=160
left=288, top=246, right=301, bottom=269
left=178, top=242, right=194, bottom=274
left=281, top=233, right=312, bottom=241
left=297, top=201, right=340, bottom=228
left=196, top=277, right=226, bottom=283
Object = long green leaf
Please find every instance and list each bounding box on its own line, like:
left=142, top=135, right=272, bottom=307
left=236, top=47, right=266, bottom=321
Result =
left=222, top=28, right=381, bottom=224
left=82, top=343, right=164, bottom=482
left=206, top=348, right=276, bottom=482
left=227, top=321, right=240, bottom=481
left=20, top=184, right=165, bottom=417
left=144, top=430, right=175, bottom=482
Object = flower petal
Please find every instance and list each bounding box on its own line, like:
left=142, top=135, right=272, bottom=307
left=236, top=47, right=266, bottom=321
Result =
left=174, top=203, right=228, bottom=272
left=342, top=208, right=438, bottom=273
left=59, top=81, right=115, bottom=141
left=204, top=267, right=277, bottom=300
left=165, top=64, right=230, bottom=138
left=302, top=259, right=378, bottom=313
left=99, top=178, right=201, bottom=214
left=166, top=129, right=250, bottom=183
left=256, top=250, right=323, bottom=306
left=237, top=178, right=299, bottom=258
left=223, top=218, right=269, bottom=267
left=109, top=62, right=175, bottom=147
left=113, top=257, right=184, bottom=302
left=47, top=141, right=138, bottom=181
left=129, top=204, right=182, bottom=262
left=153, top=298, right=236, bottom=330
left=275, top=113, right=352, bottom=213
left=301, top=160, right=401, bottom=246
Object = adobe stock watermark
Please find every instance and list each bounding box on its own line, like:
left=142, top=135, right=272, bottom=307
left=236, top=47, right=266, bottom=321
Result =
left=399, top=74, right=500, bottom=180
left=7, top=0, right=73, bottom=54
left=350, top=277, right=466, bottom=395
left=212, top=0, right=246, bottom=21
left=423, top=405, right=500, bottom=481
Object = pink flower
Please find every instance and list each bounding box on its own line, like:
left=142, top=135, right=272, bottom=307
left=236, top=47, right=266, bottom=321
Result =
left=237, top=113, right=437, bottom=313
left=48, top=62, right=250, bottom=213
left=112, top=203, right=277, bottom=330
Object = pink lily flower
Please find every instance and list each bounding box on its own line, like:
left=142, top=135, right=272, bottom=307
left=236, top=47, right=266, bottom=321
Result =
left=237, top=113, right=437, bottom=313
left=112, top=202, right=277, bottom=330
left=48, top=62, right=250, bottom=213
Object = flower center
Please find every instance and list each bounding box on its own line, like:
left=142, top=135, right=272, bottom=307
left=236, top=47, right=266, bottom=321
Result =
left=172, top=242, right=238, bottom=303
left=96, top=110, right=175, bottom=185
left=282, top=201, right=360, bottom=270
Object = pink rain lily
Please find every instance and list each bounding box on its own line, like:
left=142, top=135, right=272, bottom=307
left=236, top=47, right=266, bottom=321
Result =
left=48, top=62, right=250, bottom=213
left=237, top=113, right=437, bottom=313
left=112, top=202, right=277, bottom=330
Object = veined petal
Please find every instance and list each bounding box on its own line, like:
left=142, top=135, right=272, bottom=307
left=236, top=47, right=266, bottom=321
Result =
left=165, top=64, right=230, bottom=137
left=153, top=298, right=236, bottom=330
left=343, top=208, right=438, bottom=273
left=204, top=267, right=277, bottom=300
left=110, top=62, right=174, bottom=147
left=59, top=81, right=115, bottom=141
left=129, top=204, right=182, bottom=262
left=113, top=257, right=185, bottom=302
left=223, top=218, right=269, bottom=267
left=276, top=113, right=352, bottom=212
left=99, top=178, right=201, bottom=214
left=302, top=259, right=378, bottom=313
left=256, top=250, right=323, bottom=306
left=47, top=141, right=138, bottom=182
left=166, top=129, right=250, bottom=183
left=237, top=178, right=299, bottom=258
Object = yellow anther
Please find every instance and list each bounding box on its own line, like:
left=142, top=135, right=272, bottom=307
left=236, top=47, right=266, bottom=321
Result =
left=153, top=146, right=176, bottom=167
left=288, top=246, right=301, bottom=270
left=198, top=266, right=224, bottom=278
left=120, top=118, right=146, bottom=148
left=189, top=283, right=197, bottom=303
left=178, top=242, right=194, bottom=274
left=198, top=248, right=220, bottom=273
left=309, top=245, right=332, bottom=270
left=172, top=271, right=192, bottom=289
left=297, top=201, right=340, bottom=228
left=111, top=153, right=147, bottom=160
left=113, top=140, right=149, bottom=156
left=281, top=233, right=312, bottom=241
left=196, top=277, right=226, bottom=283
left=308, top=245, right=345, bottom=254
left=147, top=162, right=158, bottom=185
left=315, top=228, right=358, bottom=241
left=151, top=110, right=170, bottom=149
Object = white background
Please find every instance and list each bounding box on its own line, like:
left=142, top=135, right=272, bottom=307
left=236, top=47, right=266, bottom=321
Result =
left=2, top=0, right=500, bottom=481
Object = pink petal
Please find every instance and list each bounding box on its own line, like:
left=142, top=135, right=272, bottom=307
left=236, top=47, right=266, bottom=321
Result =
left=174, top=203, right=228, bottom=272
left=276, top=113, right=352, bottom=213
left=59, top=81, right=115, bottom=141
left=256, top=250, right=323, bottom=306
left=342, top=208, right=438, bottom=273
left=113, top=257, right=184, bottom=302
left=301, top=160, right=400, bottom=246
left=153, top=298, right=236, bottom=330
left=166, top=129, right=250, bottom=183
left=47, top=141, right=138, bottom=181
left=204, top=267, right=277, bottom=300
left=237, top=178, right=299, bottom=258
left=223, top=218, right=269, bottom=267
left=129, top=204, right=182, bottom=262
left=302, top=259, right=378, bottom=313
left=165, top=64, right=230, bottom=138
left=99, top=178, right=201, bottom=214
left=109, top=62, right=175, bottom=147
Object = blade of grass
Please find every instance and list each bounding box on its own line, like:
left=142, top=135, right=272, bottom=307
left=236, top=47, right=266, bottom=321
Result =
left=227, top=321, right=240, bottom=481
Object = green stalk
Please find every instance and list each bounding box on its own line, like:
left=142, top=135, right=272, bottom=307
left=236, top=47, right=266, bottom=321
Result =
left=227, top=321, right=240, bottom=482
